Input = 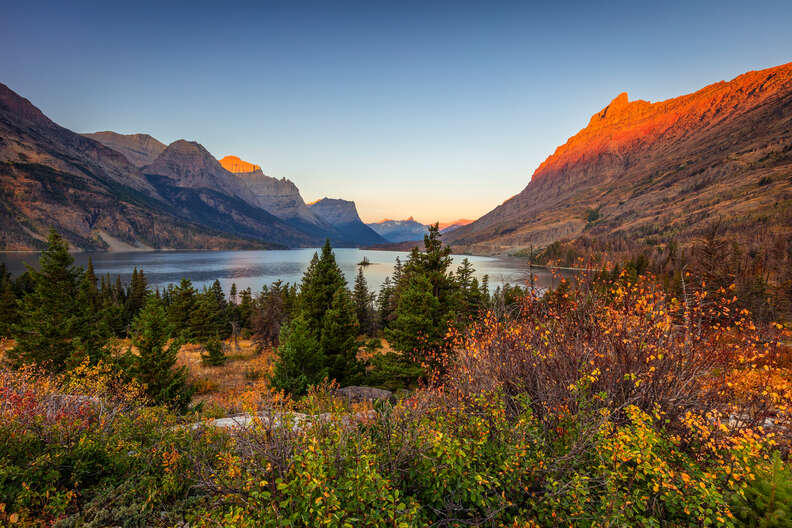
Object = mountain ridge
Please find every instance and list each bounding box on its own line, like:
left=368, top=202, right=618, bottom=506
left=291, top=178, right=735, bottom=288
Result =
left=446, top=61, right=792, bottom=254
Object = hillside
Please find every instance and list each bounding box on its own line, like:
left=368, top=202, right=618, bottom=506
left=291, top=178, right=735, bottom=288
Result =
left=0, top=83, right=270, bottom=251
left=446, top=62, right=792, bottom=254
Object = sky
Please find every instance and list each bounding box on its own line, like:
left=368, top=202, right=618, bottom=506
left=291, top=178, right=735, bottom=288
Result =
left=1, top=1, right=791, bottom=224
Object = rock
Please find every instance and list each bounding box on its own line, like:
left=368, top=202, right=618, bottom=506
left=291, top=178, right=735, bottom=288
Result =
left=335, top=385, right=394, bottom=404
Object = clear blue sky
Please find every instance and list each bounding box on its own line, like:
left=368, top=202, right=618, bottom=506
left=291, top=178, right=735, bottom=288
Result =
left=2, top=1, right=790, bottom=223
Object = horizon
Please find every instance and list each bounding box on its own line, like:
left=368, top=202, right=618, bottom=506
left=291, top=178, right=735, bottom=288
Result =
left=2, top=1, right=791, bottom=223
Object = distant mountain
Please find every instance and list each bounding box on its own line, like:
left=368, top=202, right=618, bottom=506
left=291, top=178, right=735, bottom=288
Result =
left=309, top=198, right=386, bottom=246
left=447, top=62, right=792, bottom=254
left=82, top=131, right=166, bottom=167
left=0, top=82, right=268, bottom=251
left=367, top=217, right=428, bottom=242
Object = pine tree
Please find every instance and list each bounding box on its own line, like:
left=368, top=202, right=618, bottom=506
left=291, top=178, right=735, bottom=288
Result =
left=299, top=240, right=346, bottom=330
left=130, top=297, right=193, bottom=411
left=190, top=280, right=229, bottom=341
left=201, top=336, right=227, bottom=366
left=385, top=273, right=445, bottom=368
left=238, top=287, right=253, bottom=329
left=352, top=266, right=374, bottom=335
left=270, top=316, right=326, bottom=396
left=321, top=287, right=361, bottom=384
left=8, top=230, right=93, bottom=371
left=377, top=276, right=395, bottom=329
left=0, top=276, right=18, bottom=337
left=124, top=267, right=149, bottom=327
left=383, top=224, right=460, bottom=370
left=167, top=278, right=197, bottom=339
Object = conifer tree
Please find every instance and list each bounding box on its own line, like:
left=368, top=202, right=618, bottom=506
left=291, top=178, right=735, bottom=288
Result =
left=167, top=278, right=197, bottom=338
left=238, top=287, right=253, bottom=329
left=191, top=280, right=229, bottom=341
left=0, top=276, right=18, bottom=337
left=377, top=276, right=396, bottom=329
left=129, top=297, right=193, bottom=411
left=124, top=267, right=149, bottom=327
left=201, top=335, right=227, bottom=366
left=385, top=273, right=444, bottom=367
left=270, top=316, right=326, bottom=396
left=299, top=240, right=346, bottom=329
left=352, top=266, right=374, bottom=335
left=383, top=224, right=460, bottom=369
left=321, top=287, right=362, bottom=384
left=8, top=230, right=92, bottom=371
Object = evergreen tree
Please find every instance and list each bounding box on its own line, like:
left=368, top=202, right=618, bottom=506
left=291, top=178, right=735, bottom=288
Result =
left=0, top=275, right=18, bottom=337
left=124, top=268, right=149, bottom=328
left=238, top=287, right=254, bottom=329
left=8, top=230, right=95, bottom=371
left=352, top=266, right=374, bottom=335
left=201, top=336, right=227, bottom=366
left=190, top=280, right=229, bottom=341
left=321, top=288, right=362, bottom=384
left=383, top=224, right=460, bottom=369
left=456, top=258, right=485, bottom=317
left=270, top=316, right=326, bottom=396
left=167, top=278, right=197, bottom=338
left=299, top=240, right=346, bottom=330
left=129, top=297, right=193, bottom=412
left=385, top=273, right=446, bottom=369
left=377, top=276, right=396, bottom=329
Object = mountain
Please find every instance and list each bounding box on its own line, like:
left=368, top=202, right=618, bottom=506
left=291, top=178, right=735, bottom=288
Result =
left=218, top=155, right=324, bottom=227
left=141, top=142, right=319, bottom=247
left=367, top=217, right=428, bottom=242
left=438, top=219, right=473, bottom=234
left=0, top=82, right=315, bottom=250
left=82, top=131, right=166, bottom=167
left=447, top=62, right=792, bottom=254
left=309, top=198, right=386, bottom=246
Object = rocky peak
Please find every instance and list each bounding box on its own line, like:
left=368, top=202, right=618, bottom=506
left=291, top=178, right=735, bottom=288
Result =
left=143, top=140, right=258, bottom=204
left=219, top=155, right=261, bottom=174
left=531, top=61, right=792, bottom=184
left=82, top=131, right=166, bottom=167
left=308, top=198, right=364, bottom=225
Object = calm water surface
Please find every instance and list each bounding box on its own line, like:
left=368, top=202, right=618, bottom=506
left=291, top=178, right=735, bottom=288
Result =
left=1, top=249, right=563, bottom=294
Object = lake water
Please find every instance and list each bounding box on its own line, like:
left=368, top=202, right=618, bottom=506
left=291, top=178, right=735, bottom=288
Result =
left=0, top=248, right=563, bottom=294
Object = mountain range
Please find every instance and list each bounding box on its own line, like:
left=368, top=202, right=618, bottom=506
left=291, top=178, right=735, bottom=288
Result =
left=446, top=62, right=792, bottom=254
left=0, top=83, right=383, bottom=251
left=367, top=217, right=473, bottom=242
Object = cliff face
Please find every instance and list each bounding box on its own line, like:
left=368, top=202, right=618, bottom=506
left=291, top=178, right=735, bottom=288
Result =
left=82, top=131, right=166, bottom=167
left=219, top=155, right=323, bottom=226
left=447, top=62, right=792, bottom=253
left=309, top=198, right=386, bottom=246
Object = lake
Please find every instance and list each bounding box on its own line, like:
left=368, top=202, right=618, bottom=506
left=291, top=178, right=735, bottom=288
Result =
left=0, top=248, right=564, bottom=294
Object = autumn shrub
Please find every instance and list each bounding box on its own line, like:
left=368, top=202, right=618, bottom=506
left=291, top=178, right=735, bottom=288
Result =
left=0, top=363, right=223, bottom=527
left=444, top=273, right=790, bottom=438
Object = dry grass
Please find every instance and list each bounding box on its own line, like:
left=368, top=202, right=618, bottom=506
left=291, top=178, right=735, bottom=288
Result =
left=175, top=339, right=277, bottom=416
